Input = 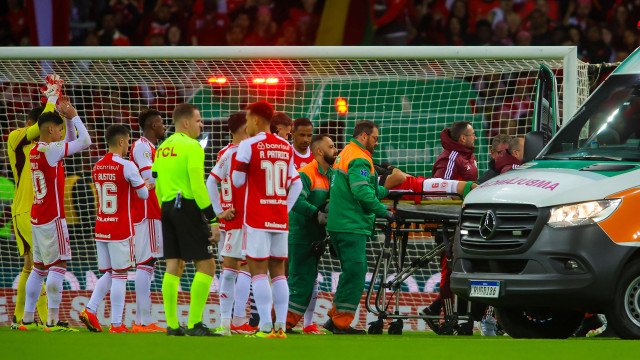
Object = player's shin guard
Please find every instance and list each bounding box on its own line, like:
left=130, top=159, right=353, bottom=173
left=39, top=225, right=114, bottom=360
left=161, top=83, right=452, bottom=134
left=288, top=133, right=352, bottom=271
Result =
left=252, top=274, right=273, bottom=332
left=219, top=268, right=238, bottom=324
left=303, top=280, right=319, bottom=327
left=188, top=272, right=213, bottom=329
left=271, top=276, right=289, bottom=330
left=233, top=271, right=251, bottom=325
left=87, top=271, right=112, bottom=313
left=46, top=267, right=66, bottom=325
left=162, top=273, right=180, bottom=329
left=135, top=265, right=154, bottom=325
left=23, top=268, right=47, bottom=323
left=111, top=273, right=127, bottom=325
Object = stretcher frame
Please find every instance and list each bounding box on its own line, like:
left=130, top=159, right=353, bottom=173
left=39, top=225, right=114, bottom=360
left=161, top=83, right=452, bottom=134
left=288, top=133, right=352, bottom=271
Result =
left=365, top=191, right=470, bottom=335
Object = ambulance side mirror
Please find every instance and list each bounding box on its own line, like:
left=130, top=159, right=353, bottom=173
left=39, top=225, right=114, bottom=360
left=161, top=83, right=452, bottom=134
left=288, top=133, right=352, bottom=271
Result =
left=523, top=131, right=545, bottom=163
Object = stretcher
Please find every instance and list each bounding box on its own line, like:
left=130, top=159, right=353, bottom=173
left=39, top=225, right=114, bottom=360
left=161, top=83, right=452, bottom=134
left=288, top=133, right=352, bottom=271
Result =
left=365, top=192, right=469, bottom=335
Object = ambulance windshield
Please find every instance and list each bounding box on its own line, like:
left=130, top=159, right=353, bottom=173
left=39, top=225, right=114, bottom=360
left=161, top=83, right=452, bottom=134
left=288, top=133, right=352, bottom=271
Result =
left=540, top=75, right=640, bottom=161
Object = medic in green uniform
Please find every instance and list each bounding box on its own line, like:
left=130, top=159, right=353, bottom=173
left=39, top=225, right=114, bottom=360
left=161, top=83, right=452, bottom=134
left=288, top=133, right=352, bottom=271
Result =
left=286, top=134, right=338, bottom=334
left=324, top=121, right=394, bottom=334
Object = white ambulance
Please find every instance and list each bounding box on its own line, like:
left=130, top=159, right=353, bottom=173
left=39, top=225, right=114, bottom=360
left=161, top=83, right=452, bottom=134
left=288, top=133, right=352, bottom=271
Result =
left=451, top=47, right=640, bottom=339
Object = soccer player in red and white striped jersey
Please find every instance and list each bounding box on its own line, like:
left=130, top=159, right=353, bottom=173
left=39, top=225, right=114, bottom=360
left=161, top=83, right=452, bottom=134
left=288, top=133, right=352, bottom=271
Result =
left=206, top=112, right=252, bottom=336
left=232, top=101, right=302, bottom=338
left=291, top=117, right=314, bottom=170
left=129, top=109, right=167, bottom=333
left=80, top=125, right=148, bottom=333
left=19, top=91, right=92, bottom=332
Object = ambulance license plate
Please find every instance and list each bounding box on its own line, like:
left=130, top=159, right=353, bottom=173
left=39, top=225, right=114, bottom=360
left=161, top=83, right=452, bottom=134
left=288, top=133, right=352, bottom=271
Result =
left=469, top=280, right=500, bottom=298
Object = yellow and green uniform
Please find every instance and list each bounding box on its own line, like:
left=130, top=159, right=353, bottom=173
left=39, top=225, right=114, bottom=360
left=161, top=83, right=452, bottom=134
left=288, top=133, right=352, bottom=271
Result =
left=8, top=101, right=55, bottom=253
left=152, top=131, right=215, bottom=330
left=326, top=138, right=388, bottom=329
left=287, top=160, right=331, bottom=325
left=8, top=101, right=54, bottom=324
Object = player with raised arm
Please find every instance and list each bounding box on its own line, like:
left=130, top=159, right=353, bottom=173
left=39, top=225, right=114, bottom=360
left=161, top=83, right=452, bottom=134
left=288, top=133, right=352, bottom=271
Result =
left=19, top=86, right=92, bottom=332
left=8, top=76, right=62, bottom=328
left=291, top=118, right=314, bottom=169
left=205, top=112, right=252, bottom=336
left=232, top=101, right=302, bottom=338
left=129, top=109, right=167, bottom=333
left=80, top=125, right=149, bottom=333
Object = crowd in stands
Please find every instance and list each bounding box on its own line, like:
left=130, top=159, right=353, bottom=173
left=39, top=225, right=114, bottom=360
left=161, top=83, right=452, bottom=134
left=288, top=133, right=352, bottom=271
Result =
left=1, top=0, right=639, bottom=63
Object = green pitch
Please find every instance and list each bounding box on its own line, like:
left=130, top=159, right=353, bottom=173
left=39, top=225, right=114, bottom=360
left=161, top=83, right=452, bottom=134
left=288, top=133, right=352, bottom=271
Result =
left=3, top=328, right=640, bottom=360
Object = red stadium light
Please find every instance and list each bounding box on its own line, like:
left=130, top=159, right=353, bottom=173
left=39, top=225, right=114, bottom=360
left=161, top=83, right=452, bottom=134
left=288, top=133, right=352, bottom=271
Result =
left=208, top=77, right=228, bottom=85
left=335, top=97, right=348, bottom=116
left=252, top=77, right=279, bottom=85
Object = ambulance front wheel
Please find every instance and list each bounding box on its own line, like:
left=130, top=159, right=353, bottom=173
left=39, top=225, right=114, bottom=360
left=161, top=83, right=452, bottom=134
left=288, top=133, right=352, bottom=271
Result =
left=607, top=259, right=640, bottom=339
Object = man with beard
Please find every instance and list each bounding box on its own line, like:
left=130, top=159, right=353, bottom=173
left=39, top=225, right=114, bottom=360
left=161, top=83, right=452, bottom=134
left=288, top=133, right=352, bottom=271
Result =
left=424, top=121, right=478, bottom=335
left=286, top=134, right=337, bottom=335
left=324, top=121, right=393, bottom=334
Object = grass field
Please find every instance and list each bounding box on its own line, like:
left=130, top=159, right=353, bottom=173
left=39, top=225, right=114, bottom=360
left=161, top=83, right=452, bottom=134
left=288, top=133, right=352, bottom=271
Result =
left=4, top=327, right=640, bottom=360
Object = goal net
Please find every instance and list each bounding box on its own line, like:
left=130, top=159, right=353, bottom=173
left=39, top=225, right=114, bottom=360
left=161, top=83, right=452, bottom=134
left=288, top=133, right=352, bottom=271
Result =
left=0, top=47, right=589, bottom=330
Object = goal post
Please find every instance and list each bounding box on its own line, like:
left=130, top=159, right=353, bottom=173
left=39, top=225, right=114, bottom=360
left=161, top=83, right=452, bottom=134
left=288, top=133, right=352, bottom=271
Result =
left=0, top=46, right=589, bottom=330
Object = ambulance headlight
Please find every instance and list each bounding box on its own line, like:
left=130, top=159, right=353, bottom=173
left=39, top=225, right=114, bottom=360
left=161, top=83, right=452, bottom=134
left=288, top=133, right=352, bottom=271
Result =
left=547, top=199, right=621, bottom=228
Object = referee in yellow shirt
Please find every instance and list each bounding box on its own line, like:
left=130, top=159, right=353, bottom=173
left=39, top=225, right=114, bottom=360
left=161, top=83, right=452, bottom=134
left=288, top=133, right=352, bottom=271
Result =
left=8, top=104, right=56, bottom=328
left=152, top=103, right=220, bottom=336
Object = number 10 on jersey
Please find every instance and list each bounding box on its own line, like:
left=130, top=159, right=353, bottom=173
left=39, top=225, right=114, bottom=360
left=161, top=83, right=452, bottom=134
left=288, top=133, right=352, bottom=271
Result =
left=261, top=160, right=288, bottom=196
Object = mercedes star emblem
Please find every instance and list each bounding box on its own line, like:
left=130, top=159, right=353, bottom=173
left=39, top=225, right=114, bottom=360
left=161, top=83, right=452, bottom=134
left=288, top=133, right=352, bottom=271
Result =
left=479, top=210, right=497, bottom=240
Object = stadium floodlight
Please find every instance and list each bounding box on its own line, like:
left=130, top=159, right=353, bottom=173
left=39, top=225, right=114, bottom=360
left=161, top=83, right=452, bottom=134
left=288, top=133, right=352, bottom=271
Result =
left=0, top=46, right=590, bottom=330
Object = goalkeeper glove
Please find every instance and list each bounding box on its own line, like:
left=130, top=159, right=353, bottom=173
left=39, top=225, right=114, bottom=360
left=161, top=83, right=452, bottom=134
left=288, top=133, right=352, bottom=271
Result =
left=40, top=74, right=64, bottom=100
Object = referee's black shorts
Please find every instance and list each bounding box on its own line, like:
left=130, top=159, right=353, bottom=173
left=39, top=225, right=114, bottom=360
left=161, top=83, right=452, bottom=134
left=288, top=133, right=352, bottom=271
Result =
left=161, top=198, right=213, bottom=261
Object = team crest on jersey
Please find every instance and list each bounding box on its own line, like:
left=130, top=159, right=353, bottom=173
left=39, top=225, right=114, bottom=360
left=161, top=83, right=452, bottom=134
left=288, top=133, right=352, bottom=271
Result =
left=360, top=169, right=369, bottom=177
left=257, top=142, right=265, bottom=150
left=144, top=151, right=151, bottom=159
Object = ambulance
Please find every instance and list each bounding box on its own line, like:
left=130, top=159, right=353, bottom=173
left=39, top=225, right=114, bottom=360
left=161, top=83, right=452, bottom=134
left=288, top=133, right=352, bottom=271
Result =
left=451, top=47, right=640, bottom=339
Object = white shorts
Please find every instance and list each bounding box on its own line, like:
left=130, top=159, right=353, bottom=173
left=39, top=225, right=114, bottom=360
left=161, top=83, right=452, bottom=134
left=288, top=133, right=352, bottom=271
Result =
left=245, top=226, right=288, bottom=260
left=134, top=219, right=163, bottom=263
left=32, top=218, right=71, bottom=268
left=219, top=228, right=246, bottom=260
left=96, top=239, right=135, bottom=272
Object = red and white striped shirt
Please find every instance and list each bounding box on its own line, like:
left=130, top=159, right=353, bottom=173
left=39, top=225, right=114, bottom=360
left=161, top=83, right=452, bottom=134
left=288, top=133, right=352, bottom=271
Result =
left=209, top=143, right=246, bottom=231
left=30, top=141, right=67, bottom=225
left=93, top=153, right=147, bottom=242
left=293, top=147, right=313, bottom=170
left=234, top=132, right=299, bottom=232
left=130, top=137, right=161, bottom=223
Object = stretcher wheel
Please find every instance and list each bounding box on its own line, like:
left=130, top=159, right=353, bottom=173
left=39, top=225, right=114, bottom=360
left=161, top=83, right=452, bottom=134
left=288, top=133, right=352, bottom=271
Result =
left=388, top=320, right=403, bottom=335
left=368, top=319, right=384, bottom=335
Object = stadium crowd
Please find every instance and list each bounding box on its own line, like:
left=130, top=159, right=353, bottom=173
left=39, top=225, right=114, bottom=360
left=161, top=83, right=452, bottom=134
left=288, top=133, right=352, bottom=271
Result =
left=1, top=0, right=639, bottom=62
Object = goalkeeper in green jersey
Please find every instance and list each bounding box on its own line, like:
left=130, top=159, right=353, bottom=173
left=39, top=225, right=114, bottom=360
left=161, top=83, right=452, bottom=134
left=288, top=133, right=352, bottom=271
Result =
left=286, top=134, right=338, bottom=334
left=152, top=104, right=220, bottom=337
